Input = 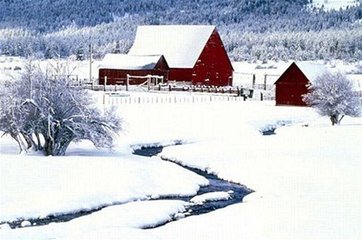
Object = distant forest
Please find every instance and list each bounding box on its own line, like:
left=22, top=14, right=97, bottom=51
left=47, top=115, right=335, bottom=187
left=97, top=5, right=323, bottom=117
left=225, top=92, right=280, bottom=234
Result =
left=0, top=0, right=361, bottom=62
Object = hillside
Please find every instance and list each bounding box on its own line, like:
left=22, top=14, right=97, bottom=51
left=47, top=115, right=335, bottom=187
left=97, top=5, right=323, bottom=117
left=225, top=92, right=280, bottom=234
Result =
left=0, top=0, right=361, bottom=61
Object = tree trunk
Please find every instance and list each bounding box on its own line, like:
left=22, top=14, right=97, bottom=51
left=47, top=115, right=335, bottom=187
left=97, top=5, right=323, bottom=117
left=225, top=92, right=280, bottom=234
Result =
left=10, top=132, right=24, bottom=154
left=338, top=115, right=345, bottom=125
left=330, top=115, right=339, bottom=126
left=35, top=132, right=43, bottom=150
left=43, top=137, right=72, bottom=156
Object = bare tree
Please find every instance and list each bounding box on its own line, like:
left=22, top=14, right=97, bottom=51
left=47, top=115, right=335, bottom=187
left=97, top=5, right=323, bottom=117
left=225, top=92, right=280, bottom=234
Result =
left=303, top=71, right=361, bottom=125
left=0, top=63, right=122, bottom=156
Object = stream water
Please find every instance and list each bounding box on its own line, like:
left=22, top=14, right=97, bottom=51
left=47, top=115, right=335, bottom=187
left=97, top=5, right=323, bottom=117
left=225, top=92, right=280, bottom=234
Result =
left=4, top=146, right=252, bottom=229
left=134, top=146, right=253, bottom=228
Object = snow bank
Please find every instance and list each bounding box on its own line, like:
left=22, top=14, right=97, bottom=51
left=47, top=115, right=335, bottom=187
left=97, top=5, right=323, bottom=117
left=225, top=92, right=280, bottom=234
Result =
left=155, top=117, right=362, bottom=240
left=0, top=200, right=186, bottom=240
left=0, top=150, right=207, bottom=222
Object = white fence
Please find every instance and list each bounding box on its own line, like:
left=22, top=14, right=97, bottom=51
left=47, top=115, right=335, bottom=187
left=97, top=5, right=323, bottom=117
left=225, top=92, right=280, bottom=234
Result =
left=103, top=93, right=245, bottom=105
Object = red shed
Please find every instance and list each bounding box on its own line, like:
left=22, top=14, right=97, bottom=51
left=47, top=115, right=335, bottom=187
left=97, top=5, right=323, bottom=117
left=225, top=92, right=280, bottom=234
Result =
left=98, top=54, right=169, bottom=85
left=275, top=62, right=327, bottom=106
left=128, top=25, right=233, bottom=86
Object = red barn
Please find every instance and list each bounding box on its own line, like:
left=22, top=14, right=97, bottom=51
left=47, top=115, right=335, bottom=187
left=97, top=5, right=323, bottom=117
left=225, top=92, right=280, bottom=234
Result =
left=128, top=25, right=233, bottom=86
left=98, top=54, right=169, bottom=85
left=275, top=62, right=327, bottom=106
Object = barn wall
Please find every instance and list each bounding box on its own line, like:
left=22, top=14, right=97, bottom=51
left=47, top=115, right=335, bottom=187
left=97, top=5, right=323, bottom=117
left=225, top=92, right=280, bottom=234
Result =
left=166, top=30, right=233, bottom=86
left=99, top=56, right=169, bottom=85
left=275, top=63, right=310, bottom=106
left=99, top=69, right=167, bottom=85
left=168, top=68, right=193, bottom=82
left=192, top=30, right=233, bottom=86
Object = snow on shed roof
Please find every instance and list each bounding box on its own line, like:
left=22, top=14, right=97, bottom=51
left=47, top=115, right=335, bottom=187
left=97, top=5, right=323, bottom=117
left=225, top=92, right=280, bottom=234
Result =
left=128, top=25, right=216, bottom=68
left=98, top=54, right=164, bottom=70
left=294, top=61, right=328, bottom=83
left=275, top=61, right=329, bottom=84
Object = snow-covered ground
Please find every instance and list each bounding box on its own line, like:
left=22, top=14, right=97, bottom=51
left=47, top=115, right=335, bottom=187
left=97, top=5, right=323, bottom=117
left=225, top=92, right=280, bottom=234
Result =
left=1, top=56, right=362, bottom=239
left=1, top=95, right=361, bottom=239
left=0, top=153, right=207, bottom=222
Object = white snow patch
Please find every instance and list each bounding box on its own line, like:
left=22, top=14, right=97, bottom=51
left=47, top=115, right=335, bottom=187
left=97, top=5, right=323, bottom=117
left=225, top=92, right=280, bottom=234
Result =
left=190, top=191, right=232, bottom=204
left=0, top=224, right=11, bottom=230
left=98, top=54, right=163, bottom=70
left=309, top=0, right=359, bottom=11
left=20, top=221, right=31, bottom=228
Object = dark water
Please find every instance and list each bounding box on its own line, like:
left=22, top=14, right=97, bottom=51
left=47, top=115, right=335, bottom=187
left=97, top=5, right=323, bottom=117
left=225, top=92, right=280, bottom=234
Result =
left=134, top=146, right=253, bottom=228
left=4, top=146, right=252, bottom=229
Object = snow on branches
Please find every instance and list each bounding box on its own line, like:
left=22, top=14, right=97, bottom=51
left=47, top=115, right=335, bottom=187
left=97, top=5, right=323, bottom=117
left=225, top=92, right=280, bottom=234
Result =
left=0, top=63, right=122, bottom=156
left=303, top=71, right=361, bottom=125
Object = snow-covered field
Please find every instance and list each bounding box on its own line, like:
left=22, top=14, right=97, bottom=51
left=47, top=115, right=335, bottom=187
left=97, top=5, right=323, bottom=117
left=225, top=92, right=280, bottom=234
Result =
left=1, top=56, right=362, bottom=239
left=1, top=94, right=362, bottom=239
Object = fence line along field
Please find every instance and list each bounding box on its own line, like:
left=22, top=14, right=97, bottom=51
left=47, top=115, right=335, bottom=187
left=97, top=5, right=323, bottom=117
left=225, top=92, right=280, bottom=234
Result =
left=102, top=92, right=246, bottom=105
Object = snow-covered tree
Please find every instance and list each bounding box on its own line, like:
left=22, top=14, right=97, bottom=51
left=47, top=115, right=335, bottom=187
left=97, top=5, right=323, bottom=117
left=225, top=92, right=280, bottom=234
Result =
left=303, top=71, right=361, bottom=125
left=0, top=63, right=122, bottom=156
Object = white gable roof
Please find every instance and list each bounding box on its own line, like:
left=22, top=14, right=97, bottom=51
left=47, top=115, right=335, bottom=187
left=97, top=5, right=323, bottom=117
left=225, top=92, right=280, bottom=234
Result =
left=295, top=62, right=328, bottom=83
left=98, top=54, right=163, bottom=70
left=128, top=25, right=215, bottom=68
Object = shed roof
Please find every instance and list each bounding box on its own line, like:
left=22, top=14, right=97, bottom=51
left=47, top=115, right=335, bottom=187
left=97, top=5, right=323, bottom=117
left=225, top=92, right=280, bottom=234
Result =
left=294, top=62, right=328, bottom=83
left=274, top=62, right=329, bottom=85
left=128, top=25, right=216, bottom=68
left=98, top=54, right=164, bottom=70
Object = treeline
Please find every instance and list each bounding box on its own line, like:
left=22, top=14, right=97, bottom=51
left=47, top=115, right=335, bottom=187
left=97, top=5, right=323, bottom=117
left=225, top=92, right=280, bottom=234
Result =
left=0, top=0, right=361, bottom=62
left=223, top=27, right=362, bottom=62
left=1, top=0, right=361, bottom=32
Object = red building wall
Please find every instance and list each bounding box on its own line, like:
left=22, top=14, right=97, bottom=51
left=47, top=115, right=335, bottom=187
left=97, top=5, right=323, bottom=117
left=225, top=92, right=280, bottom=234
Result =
left=275, top=62, right=310, bottom=106
left=168, top=30, right=233, bottom=86
left=168, top=68, right=193, bottom=83
left=99, top=56, right=169, bottom=85
left=192, top=30, right=233, bottom=86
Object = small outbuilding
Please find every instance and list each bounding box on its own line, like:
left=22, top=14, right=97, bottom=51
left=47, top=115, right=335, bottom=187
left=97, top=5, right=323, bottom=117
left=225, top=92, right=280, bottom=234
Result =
left=98, top=54, right=169, bottom=85
left=128, top=25, right=233, bottom=86
left=275, top=62, right=327, bottom=106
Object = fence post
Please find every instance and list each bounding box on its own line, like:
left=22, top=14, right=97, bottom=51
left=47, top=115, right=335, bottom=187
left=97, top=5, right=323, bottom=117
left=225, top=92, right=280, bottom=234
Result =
left=104, top=76, right=107, bottom=91
left=261, top=92, right=264, bottom=101
left=264, top=74, right=267, bottom=90
left=252, top=74, right=256, bottom=89
left=126, top=74, right=130, bottom=91
left=147, top=75, right=151, bottom=91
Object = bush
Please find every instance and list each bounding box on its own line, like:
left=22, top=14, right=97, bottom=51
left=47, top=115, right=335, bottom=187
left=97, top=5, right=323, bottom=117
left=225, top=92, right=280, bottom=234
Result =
left=0, top=63, right=122, bottom=155
left=303, top=71, right=361, bottom=125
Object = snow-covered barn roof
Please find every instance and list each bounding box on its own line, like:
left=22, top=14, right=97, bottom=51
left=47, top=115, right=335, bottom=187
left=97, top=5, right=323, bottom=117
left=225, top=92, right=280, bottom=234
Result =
left=294, top=62, right=328, bottom=83
left=128, top=25, right=216, bottom=68
left=98, top=54, right=165, bottom=70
